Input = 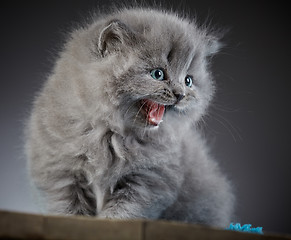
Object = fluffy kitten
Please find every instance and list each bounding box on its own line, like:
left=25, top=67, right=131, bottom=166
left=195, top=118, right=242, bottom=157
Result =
left=25, top=7, right=235, bottom=227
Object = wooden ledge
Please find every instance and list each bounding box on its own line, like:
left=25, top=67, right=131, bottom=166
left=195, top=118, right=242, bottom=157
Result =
left=0, top=210, right=290, bottom=240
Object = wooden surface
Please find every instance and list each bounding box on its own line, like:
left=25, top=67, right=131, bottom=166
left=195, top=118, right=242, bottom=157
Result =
left=0, top=210, right=290, bottom=240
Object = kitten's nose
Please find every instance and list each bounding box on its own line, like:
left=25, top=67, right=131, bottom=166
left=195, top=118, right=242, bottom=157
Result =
left=174, top=93, right=185, bottom=103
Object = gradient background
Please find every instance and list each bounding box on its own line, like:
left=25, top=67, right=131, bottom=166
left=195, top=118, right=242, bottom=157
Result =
left=0, top=0, right=290, bottom=235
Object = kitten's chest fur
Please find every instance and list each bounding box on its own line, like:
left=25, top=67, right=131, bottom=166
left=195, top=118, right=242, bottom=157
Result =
left=84, top=123, right=187, bottom=213
left=86, top=123, right=185, bottom=189
left=92, top=125, right=183, bottom=174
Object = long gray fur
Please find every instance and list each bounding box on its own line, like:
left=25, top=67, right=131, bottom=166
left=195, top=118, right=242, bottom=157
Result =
left=25, top=7, right=235, bottom=227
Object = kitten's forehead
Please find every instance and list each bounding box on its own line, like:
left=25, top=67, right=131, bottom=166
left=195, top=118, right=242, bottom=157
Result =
left=135, top=12, right=202, bottom=72
left=144, top=26, right=198, bottom=75
left=104, top=9, right=207, bottom=74
left=167, top=37, right=197, bottom=73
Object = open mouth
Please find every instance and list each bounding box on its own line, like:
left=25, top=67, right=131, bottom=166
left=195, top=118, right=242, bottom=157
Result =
left=140, top=99, right=165, bottom=126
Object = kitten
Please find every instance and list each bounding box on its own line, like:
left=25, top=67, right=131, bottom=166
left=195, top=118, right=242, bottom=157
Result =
left=25, top=7, right=235, bottom=227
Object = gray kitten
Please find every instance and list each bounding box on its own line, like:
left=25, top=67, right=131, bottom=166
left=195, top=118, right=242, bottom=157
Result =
left=25, top=7, right=235, bottom=227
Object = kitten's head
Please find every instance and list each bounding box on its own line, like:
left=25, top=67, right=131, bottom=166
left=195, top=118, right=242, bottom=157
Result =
left=68, top=8, right=221, bottom=132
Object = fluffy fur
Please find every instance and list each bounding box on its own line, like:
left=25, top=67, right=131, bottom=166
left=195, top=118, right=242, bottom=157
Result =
left=25, top=7, right=234, bottom=227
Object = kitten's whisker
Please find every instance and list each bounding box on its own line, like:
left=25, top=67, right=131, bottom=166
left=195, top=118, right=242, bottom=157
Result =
left=142, top=122, right=148, bottom=139
left=212, top=103, right=240, bottom=113
left=210, top=112, right=243, bottom=142
left=124, top=101, right=139, bottom=118
left=217, top=113, right=243, bottom=141
left=197, top=114, right=219, bottom=136
left=133, top=100, right=148, bottom=126
left=124, top=94, right=151, bottom=119
left=141, top=110, right=150, bottom=139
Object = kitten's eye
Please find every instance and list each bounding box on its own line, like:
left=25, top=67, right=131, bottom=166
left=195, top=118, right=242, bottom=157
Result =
left=185, top=75, right=193, bottom=87
left=150, top=69, right=165, bottom=81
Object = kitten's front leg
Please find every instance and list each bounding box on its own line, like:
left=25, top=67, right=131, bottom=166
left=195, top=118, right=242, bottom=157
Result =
left=98, top=169, right=179, bottom=220
left=34, top=168, right=96, bottom=216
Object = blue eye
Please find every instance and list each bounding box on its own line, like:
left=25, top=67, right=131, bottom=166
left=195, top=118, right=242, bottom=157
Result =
left=150, top=69, right=165, bottom=81
left=185, top=75, right=193, bottom=87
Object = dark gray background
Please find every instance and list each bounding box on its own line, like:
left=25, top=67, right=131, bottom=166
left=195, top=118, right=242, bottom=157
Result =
left=0, top=0, right=290, bottom=235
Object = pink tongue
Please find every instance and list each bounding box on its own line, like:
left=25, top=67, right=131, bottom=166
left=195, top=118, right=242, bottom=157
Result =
left=145, top=100, right=165, bottom=126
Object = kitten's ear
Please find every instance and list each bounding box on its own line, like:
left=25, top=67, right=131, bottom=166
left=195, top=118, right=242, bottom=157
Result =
left=204, top=36, right=223, bottom=57
left=98, top=20, right=136, bottom=56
